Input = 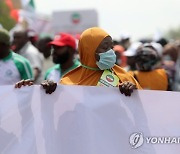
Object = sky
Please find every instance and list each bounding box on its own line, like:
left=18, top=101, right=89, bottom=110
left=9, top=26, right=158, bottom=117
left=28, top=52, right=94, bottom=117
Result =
left=34, top=0, right=180, bottom=40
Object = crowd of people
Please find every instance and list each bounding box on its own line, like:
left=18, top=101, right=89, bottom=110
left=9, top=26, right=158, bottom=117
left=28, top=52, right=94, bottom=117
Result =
left=113, top=35, right=180, bottom=91
left=1, top=26, right=180, bottom=94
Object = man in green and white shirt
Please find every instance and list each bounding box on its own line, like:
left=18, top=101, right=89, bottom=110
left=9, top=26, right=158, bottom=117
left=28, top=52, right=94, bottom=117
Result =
left=0, top=28, right=33, bottom=85
left=44, top=33, right=80, bottom=82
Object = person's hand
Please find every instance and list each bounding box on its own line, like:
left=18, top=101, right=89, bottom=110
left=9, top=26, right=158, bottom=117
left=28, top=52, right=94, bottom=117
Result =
left=41, top=80, right=57, bottom=94
left=119, top=81, right=137, bottom=96
left=15, top=79, right=34, bottom=88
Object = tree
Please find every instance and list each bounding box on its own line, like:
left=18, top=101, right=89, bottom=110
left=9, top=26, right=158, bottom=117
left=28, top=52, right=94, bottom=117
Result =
left=166, top=26, right=180, bottom=40
left=0, top=1, right=16, bottom=30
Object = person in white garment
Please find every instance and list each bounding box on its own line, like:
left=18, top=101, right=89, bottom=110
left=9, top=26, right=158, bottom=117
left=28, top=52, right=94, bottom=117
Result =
left=12, top=29, right=43, bottom=84
left=0, top=28, right=33, bottom=85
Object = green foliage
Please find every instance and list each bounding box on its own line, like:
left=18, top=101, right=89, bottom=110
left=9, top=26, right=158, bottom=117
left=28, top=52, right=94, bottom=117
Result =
left=0, top=1, right=16, bottom=30
left=166, top=26, right=180, bottom=40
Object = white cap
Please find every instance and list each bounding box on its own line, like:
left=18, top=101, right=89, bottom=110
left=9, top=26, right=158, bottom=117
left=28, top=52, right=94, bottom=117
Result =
left=150, top=42, right=163, bottom=56
left=153, top=30, right=163, bottom=42
left=123, top=42, right=142, bottom=57
left=144, top=42, right=163, bottom=57
left=28, top=30, right=37, bottom=37
left=120, top=32, right=131, bottom=40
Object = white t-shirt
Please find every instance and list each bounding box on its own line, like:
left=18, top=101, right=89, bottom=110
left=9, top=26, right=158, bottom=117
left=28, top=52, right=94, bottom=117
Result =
left=18, top=42, right=44, bottom=83
left=0, top=51, right=33, bottom=85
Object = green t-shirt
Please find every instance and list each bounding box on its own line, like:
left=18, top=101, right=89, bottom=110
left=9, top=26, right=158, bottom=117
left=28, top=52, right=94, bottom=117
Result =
left=44, top=59, right=80, bottom=82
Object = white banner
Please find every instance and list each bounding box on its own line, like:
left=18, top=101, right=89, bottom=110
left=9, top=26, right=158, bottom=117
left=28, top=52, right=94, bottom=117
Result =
left=52, top=9, right=98, bottom=35
left=0, top=85, right=180, bottom=154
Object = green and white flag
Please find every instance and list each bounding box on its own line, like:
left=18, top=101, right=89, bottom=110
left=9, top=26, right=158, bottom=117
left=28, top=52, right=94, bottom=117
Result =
left=21, top=0, right=35, bottom=11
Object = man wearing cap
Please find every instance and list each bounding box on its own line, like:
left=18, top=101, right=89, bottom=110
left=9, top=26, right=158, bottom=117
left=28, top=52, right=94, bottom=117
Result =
left=0, top=28, right=33, bottom=85
left=44, top=33, right=80, bottom=82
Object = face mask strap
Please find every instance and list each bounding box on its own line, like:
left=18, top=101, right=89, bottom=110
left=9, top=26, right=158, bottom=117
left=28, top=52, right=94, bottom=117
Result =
left=81, top=64, right=100, bottom=71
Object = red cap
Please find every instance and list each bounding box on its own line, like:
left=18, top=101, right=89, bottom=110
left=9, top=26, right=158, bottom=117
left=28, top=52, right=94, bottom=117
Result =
left=49, top=33, right=76, bottom=49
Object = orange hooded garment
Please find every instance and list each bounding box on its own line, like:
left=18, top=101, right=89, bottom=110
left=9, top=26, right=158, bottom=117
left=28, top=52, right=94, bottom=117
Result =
left=129, top=69, right=168, bottom=90
left=60, top=27, right=141, bottom=89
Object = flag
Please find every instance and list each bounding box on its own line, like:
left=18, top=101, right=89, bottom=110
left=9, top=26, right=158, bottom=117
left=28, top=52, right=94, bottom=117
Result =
left=21, top=0, right=35, bottom=11
left=5, top=0, right=35, bottom=23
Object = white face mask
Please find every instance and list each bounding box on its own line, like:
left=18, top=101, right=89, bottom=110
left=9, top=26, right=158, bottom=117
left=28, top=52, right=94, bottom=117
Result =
left=96, top=49, right=116, bottom=70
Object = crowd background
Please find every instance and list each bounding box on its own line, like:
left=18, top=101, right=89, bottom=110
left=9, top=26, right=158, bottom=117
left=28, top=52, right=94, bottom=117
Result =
left=0, top=0, right=180, bottom=91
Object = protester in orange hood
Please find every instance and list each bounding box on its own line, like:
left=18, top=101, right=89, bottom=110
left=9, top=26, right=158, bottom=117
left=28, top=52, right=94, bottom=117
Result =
left=60, top=27, right=141, bottom=95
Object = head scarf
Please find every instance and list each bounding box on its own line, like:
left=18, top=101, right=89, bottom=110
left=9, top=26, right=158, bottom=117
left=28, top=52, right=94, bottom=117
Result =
left=61, top=27, right=141, bottom=89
